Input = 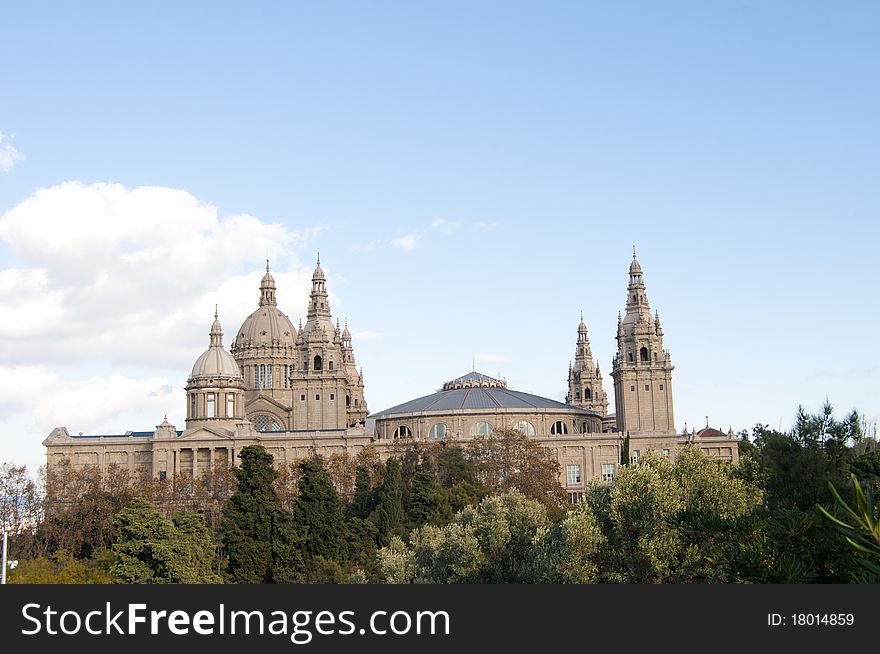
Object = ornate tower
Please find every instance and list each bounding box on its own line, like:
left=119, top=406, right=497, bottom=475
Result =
left=185, top=310, right=246, bottom=430
left=231, top=260, right=299, bottom=431
left=289, top=256, right=368, bottom=429
left=566, top=313, right=609, bottom=416
left=611, top=251, right=675, bottom=435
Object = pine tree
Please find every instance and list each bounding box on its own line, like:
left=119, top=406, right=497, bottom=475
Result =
left=221, top=445, right=303, bottom=583
left=406, top=468, right=451, bottom=531
left=112, top=498, right=220, bottom=583
left=348, top=465, right=374, bottom=519
left=292, top=459, right=346, bottom=561
left=377, top=458, right=404, bottom=546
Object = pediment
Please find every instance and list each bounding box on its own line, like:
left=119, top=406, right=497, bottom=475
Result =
left=245, top=394, right=290, bottom=412
left=177, top=425, right=235, bottom=441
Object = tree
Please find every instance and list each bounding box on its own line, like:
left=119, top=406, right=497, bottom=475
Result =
left=293, top=459, right=346, bottom=561
left=112, top=499, right=220, bottom=583
left=9, top=550, right=111, bottom=584
left=585, top=447, right=762, bottom=583
left=347, top=466, right=375, bottom=520
left=406, top=468, right=451, bottom=531
left=376, top=458, right=404, bottom=547
left=467, top=428, right=566, bottom=506
left=377, top=491, right=547, bottom=583
left=525, top=501, right=605, bottom=583
left=221, top=445, right=303, bottom=583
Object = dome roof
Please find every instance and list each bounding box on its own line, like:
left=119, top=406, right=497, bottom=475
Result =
left=629, top=256, right=643, bottom=275
left=371, top=371, right=596, bottom=419
left=234, top=306, right=297, bottom=350
left=190, top=313, right=242, bottom=380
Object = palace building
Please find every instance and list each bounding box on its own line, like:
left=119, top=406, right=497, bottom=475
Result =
left=44, top=252, right=739, bottom=496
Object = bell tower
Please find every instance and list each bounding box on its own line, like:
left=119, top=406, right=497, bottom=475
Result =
left=611, top=250, right=675, bottom=435
left=566, top=313, right=608, bottom=416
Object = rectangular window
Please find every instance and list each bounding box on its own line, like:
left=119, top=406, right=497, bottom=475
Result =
left=566, top=464, right=581, bottom=486
left=159, top=471, right=167, bottom=481
left=630, top=385, right=635, bottom=392
left=632, top=450, right=641, bottom=462
left=568, top=492, right=583, bottom=504
left=644, top=384, right=649, bottom=391
left=330, top=393, right=335, bottom=400
left=659, top=384, right=664, bottom=391
left=206, top=393, right=216, bottom=418
left=662, top=449, right=670, bottom=457
left=602, top=463, right=616, bottom=483
left=300, top=394, right=306, bottom=401
left=190, top=394, right=196, bottom=418
left=267, top=365, right=273, bottom=389
left=316, top=394, right=320, bottom=401
left=284, top=365, right=289, bottom=388
left=226, top=393, right=235, bottom=418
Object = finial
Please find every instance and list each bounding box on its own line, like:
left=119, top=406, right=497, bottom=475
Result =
left=472, top=357, right=475, bottom=372
left=214, top=304, right=218, bottom=319
left=633, top=244, right=637, bottom=259
left=164, top=414, right=168, bottom=422
left=317, top=251, right=320, bottom=265
left=706, top=415, right=709, bottom=429
left=266, top=256, right=270, bottom=273
left=580, top=310, right=584, bottom=321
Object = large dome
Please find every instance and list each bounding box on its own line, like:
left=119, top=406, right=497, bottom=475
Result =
left=190, top=314, right=242, bottom=380
left=234, top=306, right=297, bottom=350
left=232, top=263, right=298, bottom=351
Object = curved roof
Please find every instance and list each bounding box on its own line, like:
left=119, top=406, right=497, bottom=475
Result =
left=371, top=384, right=595, bottom=419
left=234, top=306, right=297, bottom=350
left=191, top=346, right=241, bottom=379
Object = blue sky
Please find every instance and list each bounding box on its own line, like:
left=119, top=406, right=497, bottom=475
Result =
left=1, top=2, right=878, bottom=470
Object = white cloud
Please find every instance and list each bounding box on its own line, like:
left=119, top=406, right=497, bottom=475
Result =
left=475, top=352, right=509, bottom=365
left=389, top=233, right=419, bottom=250
left=0, top=132, right=24, bottom=172
left=475, top=221, right=502, bottom=231
left=429, top=218, right=462, bottom=234
left=0, top=181, right=324, bottom=469
left=0, top=181, right=320, bottom=366
left=354, top=330, right=382, bottom=341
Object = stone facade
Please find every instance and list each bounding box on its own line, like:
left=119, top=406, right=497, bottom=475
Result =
left=44, top=252, right=739, bottom=497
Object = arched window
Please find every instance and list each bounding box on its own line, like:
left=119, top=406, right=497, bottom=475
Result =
left=575, top=391, right=581, bottom=400
left=470, top=421, right=492, bottom=437
left=259, top=364, right=266, bottom=387
left=190, top=394, right=196, bottom=418
left=314, top=355, right=323, bottom=371
left=640, top=347, right=649, bottom=362
left=585, top=387, right=592, bottom=399
left=253, top=415, right=282, bottom=432
left=550, top=420, right=568, bottom=435
left=346, top=395, right=351, bottom=407
left=226, top=393, right=235, bottom=418
left=513, top=421, right=535, bottom=436
left=428, top=423, right=447, bottom=440
left=392, top=425, right=412, bottom=439
left=354, top=398, right=359, bottom=407
left=267, top=365, right=273, bottom=388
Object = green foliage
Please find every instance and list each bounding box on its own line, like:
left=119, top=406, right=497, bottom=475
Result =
left=378, top=490, right=547, bottom=583
left=525, top=501, right=605, bottom=583
left=588, top=448, right=762, bottom=583
left=112, top=498, right=221, bottom=583
left=293, top=460, right=346, bottom=561
left=406, top=468, right=452, bottom=531
left=347, top=466, right=375, bottom=519
left=376, top=458, right=404, bottom=547
left=818, top=475, right=880, bottom=580
left=221, top=445, right=303, bottom=583
left=851, top=451, right=880, bottom=490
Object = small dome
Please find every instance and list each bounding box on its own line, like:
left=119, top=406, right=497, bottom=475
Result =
left=342, top=324, right=351, bottom=339
left=191, top=314, right=242, bottom=380
left=313, top=262, right=325, bottom=281
left=629, top=257, right=643, bottom=275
